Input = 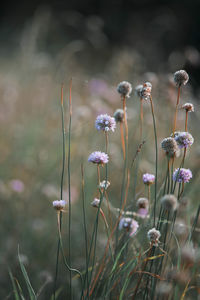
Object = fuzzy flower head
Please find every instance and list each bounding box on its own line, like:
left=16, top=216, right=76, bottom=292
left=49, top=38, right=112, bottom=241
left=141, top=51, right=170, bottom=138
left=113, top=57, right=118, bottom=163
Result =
left=174, top=131, right=194, bottom=148
left=99, top=180, right=110, bottom=190
left=52, top=200, right=66, bottom=211
left=117, top=81, right=132, bottom=98
left=161, top=194, right=178, bottom=211
left=174, top=70, right=189, bottom=86
left=143, top=173, right=155, bottom=185
left=91, top=198, right=100, bottom=208
left=135, top=84, right=143, bottom=98
left=141, top=82, right=152, bottom=101
left=137, top=197, right=149, bottom=209
left=182, top=103, right=194, bottom=112
left=95, top=114, right=116, bottom=132
left=173, top=168, right=192, bottom=183
left=147, top=228, right=161, bottom=246
left=113, top=109, right=124, bottom=123
left=88, top=151, right=109, bottom=165
left=119, top=217, right=139, bottom=237
left=161, top=137, right=180, bottom=158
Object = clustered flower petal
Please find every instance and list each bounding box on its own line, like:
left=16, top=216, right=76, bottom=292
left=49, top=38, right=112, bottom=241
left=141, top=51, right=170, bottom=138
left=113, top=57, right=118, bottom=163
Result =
left=182, top=103, right=194, bottom=112
left=141, top=82, right=152, bottom=101
left=95, top=114, right=116, bottom=132
left=147, top=228, right=161, bottom=246
left=135, top=84, right=143, bottom=98
left=137, top=197, right=149, bottom=209
left=99, top=180, right=110, bottom=190
left=117, top=81, right=132, bottom=98
left=174, top=70, right=189, bottom=86
left=173, top=168, right=192, bottom=183
left=113, top=109, right=124, bottom=123
left=174, top=131, right=194, bottom=148
left=119, top=217, right=139, bottom=237
left=91, top=198, right=100, bottom=208
left=161, top=137, right=179, bottom=157
left=88, top=151, right=109, bottom=165
left=143, top=173, right=155, bottom=185
left=52, top=200, right=66, bottom=211
left=161, top=194, right=178, bottom=211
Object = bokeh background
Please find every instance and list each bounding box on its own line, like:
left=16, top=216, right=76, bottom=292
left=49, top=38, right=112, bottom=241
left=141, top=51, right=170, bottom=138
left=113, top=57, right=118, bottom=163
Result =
left=0, top=0, right=200, bottom=298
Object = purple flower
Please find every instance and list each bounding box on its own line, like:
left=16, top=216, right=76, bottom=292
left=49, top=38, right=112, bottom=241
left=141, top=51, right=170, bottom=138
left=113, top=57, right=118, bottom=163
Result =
left=174, top=132, right=194, bottom=148
left=173, top=168, right=192, bottom=183
left=119, top=217, right=139, bottom=237
left=143, top=173, right=155, bottom=185
left=138, top=208, right=149, bottom=219
left=52, top=200, right=66, bottom=211
left=10, top=179, right=25, bottom=193
left=95, top=114, right=116, bottom=132
left=88, top=151, right=109, bottom=165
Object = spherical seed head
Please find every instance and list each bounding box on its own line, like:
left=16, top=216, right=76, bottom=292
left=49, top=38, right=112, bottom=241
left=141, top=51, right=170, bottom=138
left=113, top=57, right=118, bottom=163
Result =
left=143, top=173, right=155, bottom=185
left=181, top=245, right=195, bottom=266
left=95, top=114, right=116, bottom=132
left=137, top=197, right=149, bottom=209
left=147, top=228, right=161, bottom=246
left=141, top=82, right=152, bottom=101
left=174, top=70, right=189, bottom=86
left=161, top=194, right=178, bottom=211
left=173, top=168, right=192, bottom=183
left=161, top=137, right=179, bottom=157
left=182, top=102, right=194, bottom=112
left=91, top=198, right=100, bottom=208
left=156, top=282, right=172, bottom=297
left=117, top=81, right=132, bottom=98
left=135, top=84, right=143, bottom=98
left=88, top=151, right=109, bottom=165
left=113, top=109, right=124, bottom=123
left=119, top=217, right=139, bottom=237
left=99, top=180, right=110, bottom=190
left=174, top=132, right=194, bottom=148
left=52, top=200, right=66, bottom=211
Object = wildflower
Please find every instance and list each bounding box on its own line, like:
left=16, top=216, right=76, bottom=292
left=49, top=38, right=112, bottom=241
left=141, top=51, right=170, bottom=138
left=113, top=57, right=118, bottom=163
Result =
left=88, top=151, right=109, bottom=165
left=52, top=200, right=66, bottom=211
left=161, top=137, right=179, bottom=157
left=113, top=109, right=124, bottom=123
left=135, top=84, right=143, bottom=98
left=174, top=70, right=189, bottom=86
left=143, top=173, right=155, bottom=185
left=147, top=228, right=161, bottom=246
left=182, top=102, right=194, bottom=112
left=117, top=81, right=132, bottom=98
left=161, top=194, right=178, bottom=211
left=141, top=82, right=152, bottom=101
left=174, top=131, right=194, bottom=148
left=119, top=217, right=139, bottom=237
left=156, top=282, right=172, bottom=297
left=173, top=168, right=192, bottom=183
left=95, top=114, right=116, bottom=132
left=181, top=245, right=195, bottom=266
left=99, top=180, right=110, bottom=190
left=10, top=179, right=25, bottom=193
left=91, top=198, right=100, bottom=208
left=137, top=197, right=149, bottom=209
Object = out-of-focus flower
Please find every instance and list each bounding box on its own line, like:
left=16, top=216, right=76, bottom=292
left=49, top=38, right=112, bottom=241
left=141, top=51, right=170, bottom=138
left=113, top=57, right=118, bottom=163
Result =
left=181, top=245, right=196, bottom=266
left=173, top=168, right=192, bottom=183
left=137, top=197, right=149, bottom=218
left=135, top=84, right=143, bottom=98
left=182, top=102, right=194, bottom=112
left=143, top=173, right=155, bottom=185
left=117, top=81, right=132, bottom=98
left=147, top=228, right=161, bottom=246
left=156, top=282, right=172, bottom=297
left=161, top=194, right=178, bottom=211
left=174, top=70, right=189, bottom=86
left=141, top=82, right=152, bottom=101
left=9, top=179, right=25, bottom=193
left=174, top=131, right=194, bottom=148
left=91, top=198, right=100, bottom=208
left=113, top=109, right=124, bottom=123
left=95, top=114, right=116, bottom=132
left=119, top=217, right=139, bottom=237
left=161, top=137, right=180, bottom=157
left=99, top=180, right=110, bottom=190
left=88, top=151, right=109, bottom=165
left=52, top=200, right=66, bottom=211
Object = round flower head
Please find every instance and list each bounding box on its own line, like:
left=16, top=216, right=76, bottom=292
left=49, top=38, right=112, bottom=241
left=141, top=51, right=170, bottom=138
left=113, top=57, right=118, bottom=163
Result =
left=161, top=137, right=179, bottom=158
left=135, top=84, right=143, bottom=98
left=137, top=197, right=149, bottom=209
left=143, top=173, right=155, bottom=185
left=113, top=109, right=124, bottom=123
left=95, top=114, right=116, bottom=132
left=99, top=180, right=110, bottom=190
left=174, top=70, right=189, bottom=86
left=119, top=217, right=139, bottom=237
left=88, top=151, right=109, bottom=165
left=156, top=282, right=172, bottom=297
left=91, top=198, right=100, bottom=208
left=52, top=200, right=66, bottom=211
left=173, top=168, right=192, bottom=183
left=161, top=194, right=178, bottom=211
left=117, top=81, right=132, bottom=98
left=147, top=228, right=161, bottom=246
left=137, top=208, right=149, bottom=219
left=141, top=82, right=152, bottom=101
left=174, top=131, right=194, bottom=148
left=182, top=102, right=194, bottom=112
